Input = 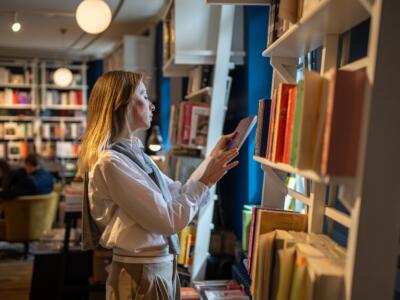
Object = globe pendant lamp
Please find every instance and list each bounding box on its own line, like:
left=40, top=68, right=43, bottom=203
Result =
left=53, top=67, right=73, bottom=87
left=76, top=0, right=112, bottom=34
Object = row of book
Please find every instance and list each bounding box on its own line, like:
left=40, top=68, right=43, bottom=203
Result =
left=0, top=67, right=32, bottom=85
left=268, top=0, right=323, bottom=46
left=246, top=207, right=345, bottom=300
left=0, top=122, right=33, bottom=140
left=40, top=141, right=81, bottom=159
left=0, top=141, right=34, bottom=160
left=169, top=102, right=210, bottom=147
left=45, top=90, right=83, bottom=106
left=177, top=224, right=196, bottom=266
left=181, top=280, right=249, bottom=300
left=255, top=69, right=366, bottom=176
left=0, top=89, right=32, bottom=105
left=42, top=122, right=84, bottom=140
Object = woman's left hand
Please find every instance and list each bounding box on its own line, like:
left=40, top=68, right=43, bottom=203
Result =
left=210, top=131, right=237, bottom=158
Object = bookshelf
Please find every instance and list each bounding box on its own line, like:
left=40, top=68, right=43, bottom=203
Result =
left=0, top=58, right=38, bottom=161
left=162, top=0, right=245, bottom=77
left=39, top=61, right=87, bottom=181
left=249, top=0, right=400, bottom=299
left=163, top=0, right=241, bottom=281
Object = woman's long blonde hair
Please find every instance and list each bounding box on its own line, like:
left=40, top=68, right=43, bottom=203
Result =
left=78, top=70, right=143, bottom=174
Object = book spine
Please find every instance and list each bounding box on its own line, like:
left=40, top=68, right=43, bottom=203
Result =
left=247, top=207, right=258, bottom=273
left=282, top=86, right=297, bottom=164
left=254, top=100, right=266, bottom=156
left=260, top=99, right=272, bottom=157
left=266, top=89, right=277, bottom=160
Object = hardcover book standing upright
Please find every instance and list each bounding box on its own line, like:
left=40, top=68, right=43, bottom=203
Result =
left=320, top=69, right=367, bottom=176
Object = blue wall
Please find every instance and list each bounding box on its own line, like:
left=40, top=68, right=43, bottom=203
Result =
left=219, top=6, right=272, bottom=239
left=155, top=21, right=172, bottom=150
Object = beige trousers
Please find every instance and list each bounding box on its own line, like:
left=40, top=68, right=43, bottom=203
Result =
left=106, top=258, right=181, bottom=300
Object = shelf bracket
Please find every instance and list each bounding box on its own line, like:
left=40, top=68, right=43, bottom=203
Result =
left=261, top=164, right=287, bottom=209
left=270, top=57, right=298, bottom=84
left=358, top=0, right=374, bottom=14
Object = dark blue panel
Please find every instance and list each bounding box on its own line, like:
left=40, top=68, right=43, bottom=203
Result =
left=155, top=21, right=171, bottom=149
left=220, top=6, right=272, bottom=240
left=86, top=59, right=103, bottom=99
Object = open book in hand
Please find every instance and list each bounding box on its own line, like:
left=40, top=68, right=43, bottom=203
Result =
left=227, top=115, right=257, bottom=150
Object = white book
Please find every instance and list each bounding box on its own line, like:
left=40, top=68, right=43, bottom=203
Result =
left=189, top=106, right=210, bottom=146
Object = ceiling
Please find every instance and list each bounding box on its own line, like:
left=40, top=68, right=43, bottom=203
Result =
left=0, top=0, right=168, bottom=59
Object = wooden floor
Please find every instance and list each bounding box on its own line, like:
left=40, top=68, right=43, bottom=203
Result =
left=0, top=260, right=33, bottom=300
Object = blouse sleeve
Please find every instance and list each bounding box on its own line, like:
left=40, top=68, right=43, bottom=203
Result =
left=98, top=155, right=210, bottom=236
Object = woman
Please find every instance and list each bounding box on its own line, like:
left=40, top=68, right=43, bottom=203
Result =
left=78, top=71, right=239, bottom=300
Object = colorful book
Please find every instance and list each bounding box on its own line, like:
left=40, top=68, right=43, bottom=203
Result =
left=290, top=80, right=304, bottom=166
left=320, top=69, right=367, bottom=176
left=272, top=83, right=296, bottom=162
left=282, top=86, right=297, bottom=164
left=254, top=99, right=272, bottom=157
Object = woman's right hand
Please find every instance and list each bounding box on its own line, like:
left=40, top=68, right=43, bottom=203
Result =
left=199, top=148, right=239, bottom=188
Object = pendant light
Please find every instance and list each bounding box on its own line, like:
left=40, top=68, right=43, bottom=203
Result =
left=11, top=12, right=21, bottom=32
left=147, top=126, right=163, bottom=153
left=75, top=0, right=112, bottom=34
left=53, top=29, right=73, bottom=87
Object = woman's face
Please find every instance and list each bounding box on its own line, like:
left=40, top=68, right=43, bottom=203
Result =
left=129, top=81, right=155, bottom=131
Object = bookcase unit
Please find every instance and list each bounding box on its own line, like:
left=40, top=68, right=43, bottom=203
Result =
left=246, top=0, right=399, bottom=299
left=162, top=0, right=245, bottom=77
left=0, top=58, right=38, bottom=160
left=163, top=0, right=241, bottom=281
left=39, top=61, right=87, bottom=180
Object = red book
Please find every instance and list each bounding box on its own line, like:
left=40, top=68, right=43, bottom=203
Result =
left=182, top=102, right=193, bottom=144
left=273, top=83, right=296, bottom=162
left=266, top=89, right=277, bottom=160
left=282, top=86, right=297, bottom=164
left=75, top=90, right=82, bottom=105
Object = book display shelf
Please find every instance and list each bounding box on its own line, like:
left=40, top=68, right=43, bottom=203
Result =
left=0, top=58, right=87, bottom=181
left=0, top=58, right=38, bottom=161
left=244, top=0, right=398, bottom=299
left=39, top=61, right=87, bottom=181
left=163, top=0, right=242, bottom=281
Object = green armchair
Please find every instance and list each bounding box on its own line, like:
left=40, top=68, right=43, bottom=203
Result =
left=0, top=191, right=59, bottom=258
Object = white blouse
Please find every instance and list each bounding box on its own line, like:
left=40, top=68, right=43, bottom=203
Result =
left=88, top=137, right=210, bottom=263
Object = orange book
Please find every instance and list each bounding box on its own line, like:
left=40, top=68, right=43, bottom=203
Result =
left=282, top=86, right=297, bottom=164
left=184, top=233, right=195, bottom=266
left=272, top=83, right=296, bottom=162
left=321, top=69, right=367, bottom=176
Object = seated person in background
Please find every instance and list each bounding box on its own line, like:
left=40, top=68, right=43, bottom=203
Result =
left=0, top=159, right=35, bottom=199
left=24, top=154, right=54, bottom=195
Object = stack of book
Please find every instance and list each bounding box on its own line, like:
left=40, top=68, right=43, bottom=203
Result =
left=255, top=69, right=366, bottom=176
left=251, top=229, right=345, bottom=300
left=192, top=280, right=249, bottom=300
left=0, top=122, right=33, bottom=139
left=268, top=0, right=324, bottom=46
left=0, top=67, right=31, bottom=85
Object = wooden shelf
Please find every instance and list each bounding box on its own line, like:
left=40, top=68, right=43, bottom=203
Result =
left=253, top=155, right=354, bottom=184
left=43, top=105, right=87, bottom=111
left=41, top=116, right=85, bottom=122
left=0, top=116, right=34, bottom=121
left=185, top=87, right=212, bottom=100
left=0, top=104, right=33, bottom=109
left=0, top=83, right=33, bottom=88
left=163, top=51, right=245, bottom=77
left=262, top=0, right=369, bottom=57
left=45, top=84, right=87, bottom=90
